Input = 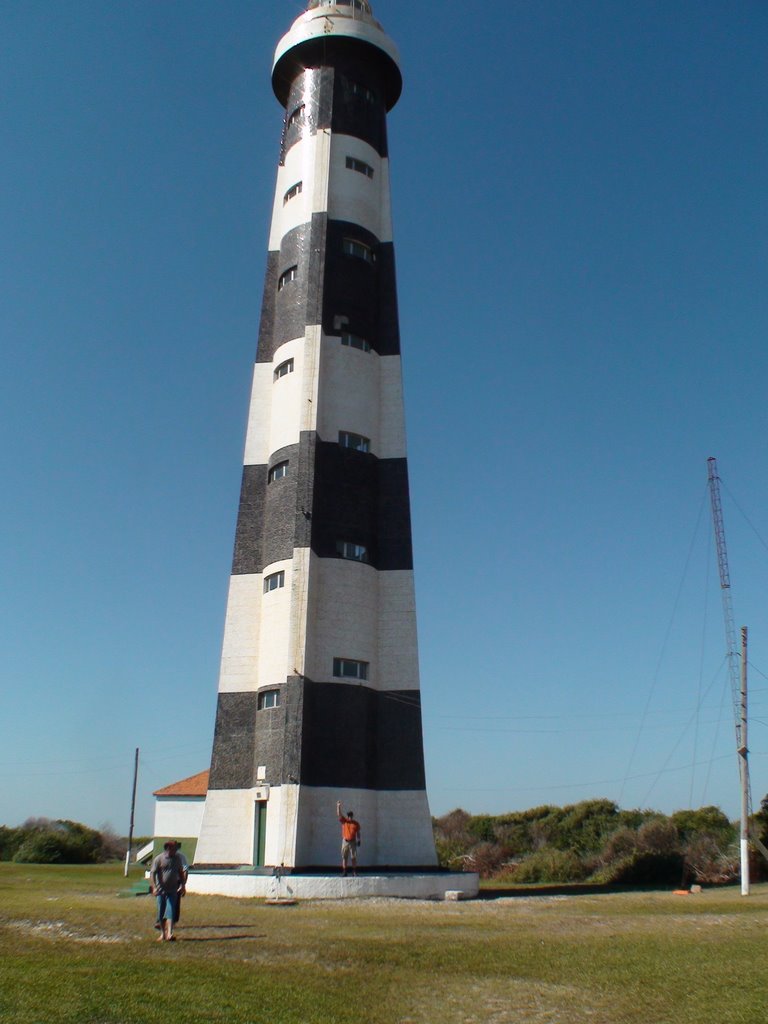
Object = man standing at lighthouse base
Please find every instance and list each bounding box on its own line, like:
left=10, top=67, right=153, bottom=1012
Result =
left=336, top=802, right=361, bottom=877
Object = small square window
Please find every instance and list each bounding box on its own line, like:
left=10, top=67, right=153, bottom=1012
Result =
left=258, top=689, right=280, bottom=710
left=274, top=358, right=294, bottom=380
left=268, top=461, right=288, bottom=482
left=283, top=181, right=302, bottom=204
left=263, top=571, right=285, bottom=593
left=333, top=657, right=369, bottom=680
left=339, top=430, right=370, bottom=453
left=336, top=540, right=368, bottom=562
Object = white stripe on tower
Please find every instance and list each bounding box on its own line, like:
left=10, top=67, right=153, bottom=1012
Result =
left=195, top=0, right=436, bottom=871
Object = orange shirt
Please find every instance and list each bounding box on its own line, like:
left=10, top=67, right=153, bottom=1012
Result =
left=340, top=817, right=359, bottom=841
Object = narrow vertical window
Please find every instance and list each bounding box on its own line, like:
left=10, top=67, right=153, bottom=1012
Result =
left=339, top=431, right=370, bottom=453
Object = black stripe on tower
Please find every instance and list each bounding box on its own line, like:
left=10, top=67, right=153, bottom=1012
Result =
left=231, top=434, right=413, bottom=574
left=208, top=680, right=426, bottom=792
left=275, top=38, right=396, bottom=163
left=257, top=217, right=399, bottom=362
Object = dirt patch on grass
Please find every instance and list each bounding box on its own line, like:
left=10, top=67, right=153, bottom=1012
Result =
left=4, top=919, right=126, bottom=944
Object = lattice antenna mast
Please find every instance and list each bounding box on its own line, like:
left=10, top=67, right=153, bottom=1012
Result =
left=707, top=457, right=744, bottom=750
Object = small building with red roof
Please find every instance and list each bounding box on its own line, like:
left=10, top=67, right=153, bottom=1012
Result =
left=149, top=770, right=209, bottom=862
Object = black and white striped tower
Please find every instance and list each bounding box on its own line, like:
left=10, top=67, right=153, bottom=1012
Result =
left=194, top=0, right=438, bottom=875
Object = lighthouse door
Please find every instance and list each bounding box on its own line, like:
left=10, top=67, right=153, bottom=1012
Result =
left=253, top=801, right=267, bottom=866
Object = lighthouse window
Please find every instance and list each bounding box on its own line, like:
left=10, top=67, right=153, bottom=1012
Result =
left=263, top=571, right=285, bottom=593
left=278, top=265, right=298, bottom=290
left=287, top=104, right=304, bottom=128
left=336, top=540, right=369, bottom=562
left=350, top=81, right=375, bottom=104
left=283, top=181, right=302, bottom=204
left=258, top=689, right=280, bottom=710
left=274, top=358, right=294, bottom=380
left=345, top=156, right=374, bottom=179
left=268, top=461, right=288, bottom=482
left=343, top=238, right=374, bottom=263
left=340, top=332, right=371, bottom=353
left=316, top=0, right=371, bottom=11
left=333, top=658, right=369, bottom=681
left=339, top=431, right=370, bottom=453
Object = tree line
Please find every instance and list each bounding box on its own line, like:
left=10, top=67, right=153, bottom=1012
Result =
left=0, top=818, right=139, bottom=864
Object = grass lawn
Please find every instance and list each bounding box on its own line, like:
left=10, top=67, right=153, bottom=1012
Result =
left=1, top=863, right=767, bottom=1024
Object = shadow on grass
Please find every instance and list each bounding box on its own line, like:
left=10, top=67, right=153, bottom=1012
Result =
left=175, top=924, right=267, bottom=942
left=478, top=883, right=669, bottom=899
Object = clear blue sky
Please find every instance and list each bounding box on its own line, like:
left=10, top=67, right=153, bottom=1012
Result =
left=2, top=1, right=768, bottom=836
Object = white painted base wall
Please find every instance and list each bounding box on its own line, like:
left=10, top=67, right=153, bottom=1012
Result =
left=187, top=871, right=479, bottom=901
left=194, top=785, right=437, bottom=868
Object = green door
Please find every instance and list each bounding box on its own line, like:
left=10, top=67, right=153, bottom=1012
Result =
left=253, top=801, right=267, bottom=866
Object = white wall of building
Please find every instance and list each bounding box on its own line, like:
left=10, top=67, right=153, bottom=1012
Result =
left=154, top=797, right=206, bottom=841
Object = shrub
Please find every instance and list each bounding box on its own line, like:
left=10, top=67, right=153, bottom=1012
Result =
left=467, top=815, right=496, bottom=843
left=551, top=800, right=622, bottom=855
left=636, top=818, right=679, bottom=856
left=599, top=827, right=638, bottom=864
left=591, top=851, right=685, bottom=886
left=507, top=849, right=588, bottom=884
left=671, top=807, right=736, bottom=846
left=0, top=826, right=24, bottom=861
left=462, top=842, right=510, bottom=877
left=684, top=835, right=739, bottom=884
left=12, top=820, right=103, bottom=865
left=98, top=824, right=126, bottom=862
left=434, top=837, right=469, bottom=870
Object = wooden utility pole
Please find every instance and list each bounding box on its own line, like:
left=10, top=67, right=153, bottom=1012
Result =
left=124, top=747, right=139, bottom=878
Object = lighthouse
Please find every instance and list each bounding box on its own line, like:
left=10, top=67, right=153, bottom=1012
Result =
left=192, top=2, right=471, bottom=897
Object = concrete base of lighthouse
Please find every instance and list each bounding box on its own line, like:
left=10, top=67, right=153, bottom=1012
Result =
left=187, top=870, right=479, bottom=901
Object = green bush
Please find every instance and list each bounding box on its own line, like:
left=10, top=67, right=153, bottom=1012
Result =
left=467, top=815, right=496, bottom=843
left=636, top=818, right=679, bottom=855
left=671, top=806, right=736, bottom=846
left=506, top=848, right=588, bottom=884
left=12, top=820, right=104, bottom=865
left=0, top=826, right=24, bottom=861
left=591, top=851, right=685, bottom=886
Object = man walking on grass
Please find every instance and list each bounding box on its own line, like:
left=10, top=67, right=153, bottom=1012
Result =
left=336, top=801, right=361, bottom=876
left=150, top=840, right=186, bottom=941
